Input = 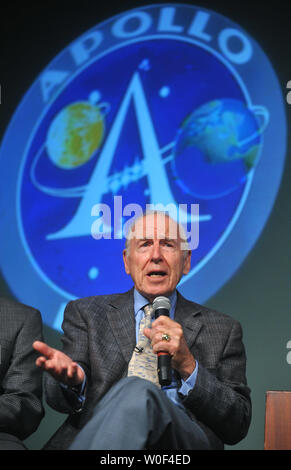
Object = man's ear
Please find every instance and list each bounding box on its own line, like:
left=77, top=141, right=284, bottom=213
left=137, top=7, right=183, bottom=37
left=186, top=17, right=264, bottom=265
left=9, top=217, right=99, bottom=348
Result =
left=182, top=250, right=192, bottom=275
left=123, top=249, right=130, bottom=274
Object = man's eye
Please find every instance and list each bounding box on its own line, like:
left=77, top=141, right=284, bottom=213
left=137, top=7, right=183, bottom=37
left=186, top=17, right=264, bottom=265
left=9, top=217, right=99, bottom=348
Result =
left=163, top=241, right=174, bottom=248
left=141, top=241, right=151, bottom=247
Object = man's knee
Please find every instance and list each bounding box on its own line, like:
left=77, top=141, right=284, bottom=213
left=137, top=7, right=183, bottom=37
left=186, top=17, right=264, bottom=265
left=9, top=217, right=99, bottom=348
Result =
left=109, top=377, right=162, bottom=407
left=108, top=376, right=160, bottom=396
left=123, top=377, right=161, bottom=394
left=94, top=377, right=163, bottom=418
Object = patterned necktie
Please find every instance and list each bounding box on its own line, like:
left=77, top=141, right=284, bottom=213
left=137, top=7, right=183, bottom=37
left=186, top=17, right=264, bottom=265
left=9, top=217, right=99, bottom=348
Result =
left=127, top=304, right=160, bottom=388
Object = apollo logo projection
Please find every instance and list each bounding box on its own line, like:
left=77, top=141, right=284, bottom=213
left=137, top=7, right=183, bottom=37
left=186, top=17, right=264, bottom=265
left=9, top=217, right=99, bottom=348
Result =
left=0, top=4, right=286, bottom=330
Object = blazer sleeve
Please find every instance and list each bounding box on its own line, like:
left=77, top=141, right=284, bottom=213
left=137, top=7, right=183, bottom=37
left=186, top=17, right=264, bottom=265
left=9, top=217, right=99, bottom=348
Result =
left=44, top=300, right=90, bottom=414
left=0, top=308, right=44, bottom=440
left=179, top=319, right=251, bottom=445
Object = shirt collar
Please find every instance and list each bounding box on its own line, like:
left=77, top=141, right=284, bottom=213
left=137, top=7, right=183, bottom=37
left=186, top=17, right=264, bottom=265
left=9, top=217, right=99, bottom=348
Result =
left=133, top=288, right=177, bottom=319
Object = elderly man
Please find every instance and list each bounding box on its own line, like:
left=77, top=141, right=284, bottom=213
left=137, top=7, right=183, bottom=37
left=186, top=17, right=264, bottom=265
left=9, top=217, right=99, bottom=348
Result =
left=34, top=211, right=251, bottom=450
left=0, top=297, right=44, bottom=450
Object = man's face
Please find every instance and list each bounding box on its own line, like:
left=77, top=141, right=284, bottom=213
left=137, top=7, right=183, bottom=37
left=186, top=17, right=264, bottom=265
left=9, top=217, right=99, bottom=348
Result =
left=123, top=213, right=191, bottom=302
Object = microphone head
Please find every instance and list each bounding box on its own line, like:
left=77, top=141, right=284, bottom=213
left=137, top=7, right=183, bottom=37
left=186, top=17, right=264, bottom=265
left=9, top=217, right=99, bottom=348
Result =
left=152, top=296, right=171, bottom=312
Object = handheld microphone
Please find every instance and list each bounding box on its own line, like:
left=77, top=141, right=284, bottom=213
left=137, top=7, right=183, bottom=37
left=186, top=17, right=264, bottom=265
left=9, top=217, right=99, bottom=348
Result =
left=152, top=296, right=172, bottom=386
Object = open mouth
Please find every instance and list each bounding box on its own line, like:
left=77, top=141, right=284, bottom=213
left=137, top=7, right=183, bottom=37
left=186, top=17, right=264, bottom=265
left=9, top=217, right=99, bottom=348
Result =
left=147, top=271, right=167, bottom=278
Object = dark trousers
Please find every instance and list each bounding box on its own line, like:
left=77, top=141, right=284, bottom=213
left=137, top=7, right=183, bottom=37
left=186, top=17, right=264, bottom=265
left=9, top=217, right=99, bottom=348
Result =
left=70, top=377, right=210, bottom=450
left=0, top=433, right=27, bottom=450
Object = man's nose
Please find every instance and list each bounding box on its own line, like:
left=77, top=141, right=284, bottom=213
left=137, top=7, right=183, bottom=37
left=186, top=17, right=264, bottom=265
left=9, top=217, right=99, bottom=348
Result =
left=151, top=241, right=163, bottom=262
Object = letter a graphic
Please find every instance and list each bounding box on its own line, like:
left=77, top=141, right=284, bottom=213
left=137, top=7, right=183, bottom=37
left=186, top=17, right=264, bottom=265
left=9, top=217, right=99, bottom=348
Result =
left=47, top=72, right=202, bottom=240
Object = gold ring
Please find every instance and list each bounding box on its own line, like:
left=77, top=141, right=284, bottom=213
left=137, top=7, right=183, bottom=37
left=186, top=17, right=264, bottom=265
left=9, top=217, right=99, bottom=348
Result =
left=162, top=333, right=171, bottom=342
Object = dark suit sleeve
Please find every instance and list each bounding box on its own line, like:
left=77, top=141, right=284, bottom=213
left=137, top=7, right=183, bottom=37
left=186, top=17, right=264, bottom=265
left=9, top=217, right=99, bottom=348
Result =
left=44, top=300, right=90, bottom=414
left=180, top=319, right=251, bottom=445
left=0, top=308, right=44, bottom=440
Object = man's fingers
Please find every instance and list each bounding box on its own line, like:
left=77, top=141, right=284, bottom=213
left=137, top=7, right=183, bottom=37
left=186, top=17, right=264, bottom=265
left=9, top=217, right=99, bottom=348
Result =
left=143, top=327, right=152, bottom=339
left=152, top=316, right=175, bottom=327
left=35, top=356, right=47, bottom=368
left=33, top=344, right=84, bottom=386
left=35, top=357, right=56, bottom=372
left=67, top=362, right=78, bottom=379
left=33, top=340, right=55, bottom=359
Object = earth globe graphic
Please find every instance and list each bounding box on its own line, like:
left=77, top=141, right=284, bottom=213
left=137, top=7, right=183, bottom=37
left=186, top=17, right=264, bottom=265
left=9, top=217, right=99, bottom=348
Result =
left=172, top=99, right=269, bottom=199
left=46, top=101, right=107, bottom=169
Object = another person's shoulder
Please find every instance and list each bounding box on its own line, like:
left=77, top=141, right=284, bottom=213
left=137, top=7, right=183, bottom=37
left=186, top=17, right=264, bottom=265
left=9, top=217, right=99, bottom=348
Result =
left=0, top=296, right=41, bottom=319
left=0, top=297, right=42, bottom=339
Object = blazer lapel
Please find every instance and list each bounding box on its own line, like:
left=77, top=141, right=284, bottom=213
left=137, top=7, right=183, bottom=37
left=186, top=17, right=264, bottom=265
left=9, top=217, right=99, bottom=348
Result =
left=174, top=291, right=203, bottom=350
left=106, top=289, right=136, bottom=364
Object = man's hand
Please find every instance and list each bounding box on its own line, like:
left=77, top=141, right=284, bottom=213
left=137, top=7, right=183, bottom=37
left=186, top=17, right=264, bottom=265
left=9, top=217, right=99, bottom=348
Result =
left=144, top=317, right=196, bottom=381
left=33, top=341, right=85, bottom=387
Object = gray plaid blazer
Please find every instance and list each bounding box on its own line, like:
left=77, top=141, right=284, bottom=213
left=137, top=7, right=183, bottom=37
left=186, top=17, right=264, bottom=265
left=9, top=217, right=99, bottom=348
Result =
left=0, top=297, right=44, bottom=440
left=44, top=289, right=251, bottom=450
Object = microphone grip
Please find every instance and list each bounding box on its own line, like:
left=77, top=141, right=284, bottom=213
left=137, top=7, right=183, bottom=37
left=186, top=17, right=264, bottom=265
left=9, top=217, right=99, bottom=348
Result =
left=155, top=307, right=172, bottom=386
left=157, top=352, right=172, bottom=386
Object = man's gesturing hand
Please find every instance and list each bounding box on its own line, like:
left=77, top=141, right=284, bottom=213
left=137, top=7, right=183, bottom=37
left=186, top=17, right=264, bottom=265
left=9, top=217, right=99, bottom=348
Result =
left=33, top=341, right=85, bottom=387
